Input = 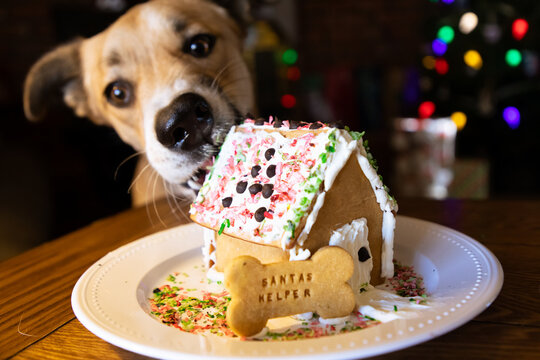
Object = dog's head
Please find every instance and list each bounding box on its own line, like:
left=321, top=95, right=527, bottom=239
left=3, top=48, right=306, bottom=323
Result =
left=24, top=0, right=258, bottom=200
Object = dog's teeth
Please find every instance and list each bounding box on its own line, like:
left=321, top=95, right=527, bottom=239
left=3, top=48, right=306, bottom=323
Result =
left=187, top=179, right=202, bottom=191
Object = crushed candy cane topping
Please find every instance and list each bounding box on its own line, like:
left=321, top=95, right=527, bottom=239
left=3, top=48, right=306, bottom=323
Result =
left=190, top=118, right=336, bottom=247
left=148, top=262, right=426, bottom=340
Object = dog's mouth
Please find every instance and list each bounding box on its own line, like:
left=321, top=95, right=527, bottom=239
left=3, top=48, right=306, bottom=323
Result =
left=183, top=156, right=215, bottom=192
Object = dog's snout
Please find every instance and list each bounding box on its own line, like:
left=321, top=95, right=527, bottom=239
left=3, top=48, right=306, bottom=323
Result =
left=155, top=93, right=214, bottom=151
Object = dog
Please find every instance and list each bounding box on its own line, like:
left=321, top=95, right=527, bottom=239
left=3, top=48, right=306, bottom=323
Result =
left=23, top=0, right=260, bottom=207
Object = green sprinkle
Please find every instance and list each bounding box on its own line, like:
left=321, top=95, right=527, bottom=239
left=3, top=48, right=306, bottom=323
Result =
left=350, top=130, right=365, bottom=140
left=218, top=222, right=226, bottom=235
left=320, top=152, right=327, bottom=163
left=325, top=144, right=335, bottom=153
left=394, top=305, right=398, bottom=312
left=167, top=274, right=176, bottom=282
left=225, top=218, right=230, bottom=227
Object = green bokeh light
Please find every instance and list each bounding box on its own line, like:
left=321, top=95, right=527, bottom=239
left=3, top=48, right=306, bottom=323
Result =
left=505, top=49, right=522, bottom=67
left=282, top=49, right=298, bottom=65
left=437, top=26, right=455, bottom=44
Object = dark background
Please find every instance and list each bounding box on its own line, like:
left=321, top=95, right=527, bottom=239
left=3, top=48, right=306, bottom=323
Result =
left=1, top=0, right=538, bottom=260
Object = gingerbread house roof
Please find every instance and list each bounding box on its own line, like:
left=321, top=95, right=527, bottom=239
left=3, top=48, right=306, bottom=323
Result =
left=190, top=118, right=398, bottom=277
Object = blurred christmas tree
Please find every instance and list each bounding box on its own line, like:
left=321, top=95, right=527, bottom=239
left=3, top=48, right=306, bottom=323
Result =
left=405, top=0, right=540, bottom=196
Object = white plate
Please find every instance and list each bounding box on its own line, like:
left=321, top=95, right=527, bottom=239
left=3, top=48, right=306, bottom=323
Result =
left=72, top=216, right=503, bottom=360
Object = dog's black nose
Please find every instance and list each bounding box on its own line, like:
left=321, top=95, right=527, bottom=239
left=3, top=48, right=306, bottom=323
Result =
left=155, top=93, right=213, bottom=151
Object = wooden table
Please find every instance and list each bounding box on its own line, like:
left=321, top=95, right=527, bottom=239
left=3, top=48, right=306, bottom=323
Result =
left=1, top=198, right=539, bottom=359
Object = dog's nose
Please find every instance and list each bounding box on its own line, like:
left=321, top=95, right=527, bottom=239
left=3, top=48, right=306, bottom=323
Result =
left=155, top=93, right=214, bottom=151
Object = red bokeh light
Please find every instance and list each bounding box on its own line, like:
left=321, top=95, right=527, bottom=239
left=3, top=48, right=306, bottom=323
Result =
left=512, top=19, right=529, bottom=41
left=435, top=58, right=449, bottom=74
left=281, top=94, right=296, bottom=108
left=286, top=66, right=301, bottom=81
left=418, top=101, right=436, bottom=119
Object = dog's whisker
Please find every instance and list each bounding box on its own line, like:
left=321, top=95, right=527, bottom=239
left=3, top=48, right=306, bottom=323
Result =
left=115, top=150, right=145, bottom=181
left=144, top=169, right=160, bottom=228
left=151, top=170, right=168, bottom=228
left=127, top=162, right=152, bottom=195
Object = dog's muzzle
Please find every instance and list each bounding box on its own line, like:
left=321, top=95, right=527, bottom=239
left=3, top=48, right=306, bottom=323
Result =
left=155, top=92, right=214, bottom=151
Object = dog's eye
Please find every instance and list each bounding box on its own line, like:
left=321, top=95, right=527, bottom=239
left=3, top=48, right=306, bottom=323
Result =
left=184, top=34, right=215, bottom=58
left=104, top=81, right=133, bottom=107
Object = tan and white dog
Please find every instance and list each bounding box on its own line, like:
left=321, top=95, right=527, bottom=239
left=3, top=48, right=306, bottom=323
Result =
left=23, top=0, right=258, bottom=206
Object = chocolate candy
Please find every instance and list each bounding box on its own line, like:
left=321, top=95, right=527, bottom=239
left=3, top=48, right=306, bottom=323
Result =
left=273, top=119, right=282, bottom=128
left=289, top=121, right=299, bottom=129
left=249, top=183, right=263, bottom=195
left=265, top=148, right=275, bottom=161
left=236, top=181, right=248, bottom=194
left=262, top=184, right=274, bottom=198
left=266, top=164, right=276, bottom=178
left=222, top=197, right=233, bottom=208
left=254, top=117, right=265, bottom=125
left=254, top=207, right=266, bottom=222
left=309, top=122, right=323, bottom=129
left=251, top=165, right=261, bottom=177
left=357, top=247, right=371, bottom=262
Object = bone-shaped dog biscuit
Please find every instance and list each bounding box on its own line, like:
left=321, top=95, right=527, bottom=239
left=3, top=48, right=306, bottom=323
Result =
left=224, top=246, right=355, bottom=337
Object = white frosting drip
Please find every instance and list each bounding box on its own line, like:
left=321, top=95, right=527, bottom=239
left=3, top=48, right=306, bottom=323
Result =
left=206, top=265, right=225, bottom=283
left=288, top=247, right=311, bottom=261
left=291, top=312, right=314, bottom=321
left=319, top=315, right=351, bottom=325
left=355, top=148, right=398, bottom=278
left=202, top=228, right=216, bottom=267
left=329, top=218, right=372, bottom=307
left=357, top=286, right=430, bottom=321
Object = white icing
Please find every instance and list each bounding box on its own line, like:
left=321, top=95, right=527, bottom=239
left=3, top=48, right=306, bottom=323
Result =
left=202, top=228, right=216, bottom=267
left=355, top=147, right=398, bottom=278
left=357, top=286, right=430, bottom=322
left=206, top=265, right=225, bottom=283
left=288, top=247, right=311, bottom=261
left=292, top=312, right=314, bottom=321
left=328, top=218, right=372, bottom=307
left=319, top=315, right=351, bottom=325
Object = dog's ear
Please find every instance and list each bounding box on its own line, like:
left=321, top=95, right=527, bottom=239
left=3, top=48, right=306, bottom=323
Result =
left=210, top=0, right=278, bottom=32
left=23, top=38, right=89, bottom=121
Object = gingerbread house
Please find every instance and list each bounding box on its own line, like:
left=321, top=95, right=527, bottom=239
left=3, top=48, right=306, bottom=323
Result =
left=190, top=118, right=398, bottom=296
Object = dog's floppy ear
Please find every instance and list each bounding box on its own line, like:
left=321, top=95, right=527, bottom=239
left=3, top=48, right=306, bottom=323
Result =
left=23, top=38, right=88, bottom=121
left=210, top=0, right=278, bottom=32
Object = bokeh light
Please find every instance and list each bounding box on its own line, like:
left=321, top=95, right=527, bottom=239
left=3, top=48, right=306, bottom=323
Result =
left=506, top=49, right=522, bottom=67
left=281, top=94, right=296, bottom=108
left=512, top=19, right=529, bottom=41
left=435, top=58, right=449, bottom=74
left=432, top=39, right=448, bottom=56
left=418, top=101, right=436, bottom=119
left=423, top=56, right=436, bottom=70
left=459, top=12, right=478, bottom=34
left=503, top=106, right=520, bottom=129
left=464, top=50, right=483, bottom=70
left=437, top=26, right=455, bottom=44
left=286, top=66, right=301, bottom=81
left=451, top=111, right=467, bottom=130
left=282, top=49, right=298, bottom=65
